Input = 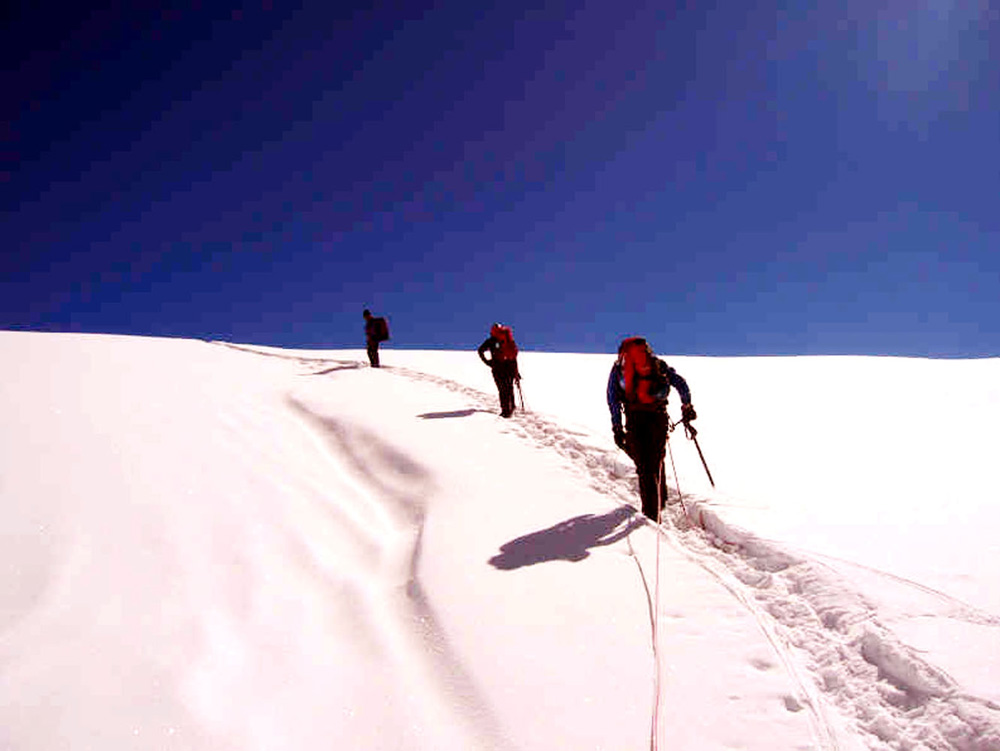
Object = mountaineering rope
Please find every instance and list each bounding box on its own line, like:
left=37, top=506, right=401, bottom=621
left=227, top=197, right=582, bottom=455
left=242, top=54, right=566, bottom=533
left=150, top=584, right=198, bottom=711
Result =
left=649, top=429, right=687, bottom=751
left=650, top=471, right=663, bottom=751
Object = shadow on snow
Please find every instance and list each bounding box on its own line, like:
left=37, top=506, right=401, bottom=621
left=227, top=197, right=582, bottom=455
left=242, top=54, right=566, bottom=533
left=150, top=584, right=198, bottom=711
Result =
left=489, top=506, right=643, bottom=570
left=417, top=409, right=492, bottom=419
left=304, top=363, right=365, bottom=375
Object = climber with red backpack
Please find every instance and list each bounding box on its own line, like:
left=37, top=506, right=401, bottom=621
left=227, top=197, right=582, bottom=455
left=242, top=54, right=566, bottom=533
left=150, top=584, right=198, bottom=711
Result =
left=478, top=323, right=521, bottom=418
left=607, top=337, right=696, bottom=521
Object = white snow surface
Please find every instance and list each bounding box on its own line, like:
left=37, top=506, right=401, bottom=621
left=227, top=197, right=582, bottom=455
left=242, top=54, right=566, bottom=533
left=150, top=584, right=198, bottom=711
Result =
left=2, top=331, right=998, bottom=751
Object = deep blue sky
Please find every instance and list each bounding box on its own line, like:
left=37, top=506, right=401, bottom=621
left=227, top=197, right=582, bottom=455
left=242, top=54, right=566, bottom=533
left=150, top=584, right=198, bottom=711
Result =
left=6, top=1, right=999, bottom=355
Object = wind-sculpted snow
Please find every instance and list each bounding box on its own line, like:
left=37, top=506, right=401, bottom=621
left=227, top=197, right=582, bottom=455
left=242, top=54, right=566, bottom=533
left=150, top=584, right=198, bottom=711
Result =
left=215, top=343, right=1000, bottom=750
left=366, top=355, right=1000, bottom=751
left=218, top=343, right=1000, bottom=750
left=218, top=345, right=827, bottom=749
left=283, top=397, right=515, bottom=751
left=3, top=334, right=998, bottom=751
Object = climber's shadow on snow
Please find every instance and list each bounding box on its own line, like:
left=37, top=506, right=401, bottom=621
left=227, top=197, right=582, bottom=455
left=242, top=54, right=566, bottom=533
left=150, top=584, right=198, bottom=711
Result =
left=417, top=409, right=491, bottom=419
left=489, top=506, right=643, bottom=570
left=304, top=363, right=364, bottom=375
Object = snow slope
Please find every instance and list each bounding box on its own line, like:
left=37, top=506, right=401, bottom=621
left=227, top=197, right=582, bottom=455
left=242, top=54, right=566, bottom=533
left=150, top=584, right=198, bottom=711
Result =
left=1, top=332, right=998, bottom=751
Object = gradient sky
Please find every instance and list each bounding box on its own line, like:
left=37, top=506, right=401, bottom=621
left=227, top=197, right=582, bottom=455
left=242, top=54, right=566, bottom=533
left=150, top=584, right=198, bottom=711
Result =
left=6, top=1, right=999, bottom=355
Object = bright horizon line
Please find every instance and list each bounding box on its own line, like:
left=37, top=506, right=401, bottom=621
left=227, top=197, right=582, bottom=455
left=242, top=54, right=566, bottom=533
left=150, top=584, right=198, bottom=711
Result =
left=7, top=329, right=994, bottom=360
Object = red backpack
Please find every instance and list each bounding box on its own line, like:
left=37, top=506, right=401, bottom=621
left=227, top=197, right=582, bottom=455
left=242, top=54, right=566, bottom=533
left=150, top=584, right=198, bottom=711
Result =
left=490, top=324, right=519, bottom=361
left=618, top=337, right=667, bottom=405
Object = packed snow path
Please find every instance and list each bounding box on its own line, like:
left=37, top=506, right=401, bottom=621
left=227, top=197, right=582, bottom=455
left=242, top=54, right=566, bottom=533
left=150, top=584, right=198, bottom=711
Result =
left=230, top=342, right=1000, bottom=751
left=1, top=333, right=998, bottom=751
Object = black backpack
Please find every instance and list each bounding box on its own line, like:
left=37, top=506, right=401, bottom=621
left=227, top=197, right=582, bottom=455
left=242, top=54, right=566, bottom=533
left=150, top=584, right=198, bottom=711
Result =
left=373, top=317, right=389, bottom=342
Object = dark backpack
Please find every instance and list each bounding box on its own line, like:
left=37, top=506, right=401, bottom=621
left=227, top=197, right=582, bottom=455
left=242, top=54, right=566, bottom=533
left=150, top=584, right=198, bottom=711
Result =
left=373, top=317, right=389, bottom=342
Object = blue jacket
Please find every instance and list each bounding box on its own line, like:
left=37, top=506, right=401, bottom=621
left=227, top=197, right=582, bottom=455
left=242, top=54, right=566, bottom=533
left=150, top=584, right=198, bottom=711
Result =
left=606, top=359, right=691, bottom=432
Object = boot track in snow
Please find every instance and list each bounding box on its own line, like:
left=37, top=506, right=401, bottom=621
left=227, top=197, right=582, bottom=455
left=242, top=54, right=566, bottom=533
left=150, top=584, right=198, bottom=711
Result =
left=219, top=343, right=1000, bottom=751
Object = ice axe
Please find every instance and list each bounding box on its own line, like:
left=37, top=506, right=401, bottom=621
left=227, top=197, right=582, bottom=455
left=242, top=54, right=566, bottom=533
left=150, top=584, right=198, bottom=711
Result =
left=680, top=419, right=715, bottom=487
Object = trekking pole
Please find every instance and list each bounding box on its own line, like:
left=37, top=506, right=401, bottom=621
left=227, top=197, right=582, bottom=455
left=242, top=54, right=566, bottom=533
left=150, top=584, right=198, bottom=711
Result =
left=516, top=378, right=526, bottom=412
left=682, top=419, right=715, bottom=487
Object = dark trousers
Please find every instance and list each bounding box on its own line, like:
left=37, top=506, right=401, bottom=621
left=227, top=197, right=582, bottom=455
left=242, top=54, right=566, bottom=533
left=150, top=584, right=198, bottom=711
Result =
left=625, top=408, right=668, bottom=521
left=366, top=341, right=380, bottom=367
left=492, top=361, right=518, bottom=417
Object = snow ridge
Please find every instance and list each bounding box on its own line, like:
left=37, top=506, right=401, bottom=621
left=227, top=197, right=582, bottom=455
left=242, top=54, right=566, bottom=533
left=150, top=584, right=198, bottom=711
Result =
left=222, top=345, right=1000, bottom=751
left=283, top=396, right=516, bottom=751
left=385, top=357, right=1000, bottom=751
